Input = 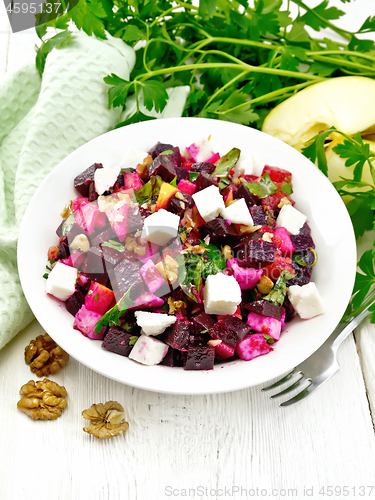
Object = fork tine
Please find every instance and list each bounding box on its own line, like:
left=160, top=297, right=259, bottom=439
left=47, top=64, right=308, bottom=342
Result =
left=261, top=370, right=296, bottom=391
left=270, top=372, right=305, bottom=399
left=279, top=380, right=314, bottom=407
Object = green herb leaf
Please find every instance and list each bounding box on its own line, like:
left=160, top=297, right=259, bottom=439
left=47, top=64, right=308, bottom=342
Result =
left=263, top=270, right=295, bottom=307
left=189, top=172, right=199, bottom=182
left=280, top=183, right=293, bottom=195
left=101, top=240, right=126, bottom=252
left=299, top=0, right=345, bottom=31
left=36, top=30, right=72, bottom=77
left=129, top=336, right=139, bottom=346
left=94, top=293, right=99, bottom=301
left=134, top=176, right=163, bottom=205
left=43, top=273, right=49, bottom=279
left=352, top=250, right=375, bottom=310
left=94, top=287, right=134, bottom=333
left=62, top=213, right=75, bottom=237
left=301, top=128, right=336, bottom=177
left=160, top=150, right=174, bottom=156
left=170, top=177, right=178, bottom=188
left=240, top=172, right=277, bottom=199
left=213, top=148, right=241, bottom=177
left=263, top=334, right=275, bottom=344
left=138, top=80, right=169, bottom=113
left=104, top=74, right=133, bottom=108
left=332, top=132, right=375, bottom=182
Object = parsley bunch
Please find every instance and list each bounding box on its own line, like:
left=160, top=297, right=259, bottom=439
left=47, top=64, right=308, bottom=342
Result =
left=36, top=0, right=375, bottom=128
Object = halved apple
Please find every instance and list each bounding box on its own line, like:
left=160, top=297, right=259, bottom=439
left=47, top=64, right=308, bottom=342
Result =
left=262, top=76, right=375, bottom=184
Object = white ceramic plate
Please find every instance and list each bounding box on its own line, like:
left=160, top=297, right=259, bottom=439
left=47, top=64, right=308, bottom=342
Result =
left=18, top=117, right=356, bottom=395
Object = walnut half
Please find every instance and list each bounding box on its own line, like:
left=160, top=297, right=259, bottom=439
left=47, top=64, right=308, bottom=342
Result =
left=24, top=334, right=69, bottom=377
left=82, top=401, right=129, bottom=439
left=17, top=379, right=68, bottom=420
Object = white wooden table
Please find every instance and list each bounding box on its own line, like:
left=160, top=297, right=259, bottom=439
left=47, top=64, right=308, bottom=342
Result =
left=1, top=2, right=375, bottom=499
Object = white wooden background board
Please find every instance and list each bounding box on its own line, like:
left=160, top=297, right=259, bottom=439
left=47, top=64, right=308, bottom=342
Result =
left=1, top=2, right=375, bottom=499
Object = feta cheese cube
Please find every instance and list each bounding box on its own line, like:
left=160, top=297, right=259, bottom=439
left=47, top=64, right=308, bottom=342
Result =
left=192, top=185, right=225, bottom=222
left=129, top=334, right=169, bottom=365
left=134, top=311, right=177, bottom=335
left=276, top=204, right=307, bottom=235
left=288, top=282, right=324, bottom=319
left=220, top=198, right=253, bottom=226
left=186, top=137, right=215, bottom=162
left=45, top=262, right=78, bottom=301
left=203, top=272, right=242, bottom=315
left=141, top=209, right=180, bottom=246
left=94, top=165, right=121, bottom=195
left=233, top=155, right=254, bottom=178
left=120, top=148, right=149, bottom=169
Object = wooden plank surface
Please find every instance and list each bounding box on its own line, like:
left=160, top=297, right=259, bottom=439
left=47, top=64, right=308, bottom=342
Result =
left=1, top=1, right=375, bottom=499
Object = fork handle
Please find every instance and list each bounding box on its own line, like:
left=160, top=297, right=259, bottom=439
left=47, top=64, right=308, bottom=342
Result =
left=330, top=289, right=375, bottom=352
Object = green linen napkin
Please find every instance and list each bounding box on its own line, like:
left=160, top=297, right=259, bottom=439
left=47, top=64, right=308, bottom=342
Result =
left=0, top=31, right=189, bottom=350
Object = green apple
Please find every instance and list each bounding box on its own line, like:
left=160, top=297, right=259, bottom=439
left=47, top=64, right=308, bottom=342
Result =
left=262, top=76, right=375, bottom=184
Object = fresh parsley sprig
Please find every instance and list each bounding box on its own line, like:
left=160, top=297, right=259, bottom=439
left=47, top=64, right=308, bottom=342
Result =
left=35, top=0, right=375, bottom=127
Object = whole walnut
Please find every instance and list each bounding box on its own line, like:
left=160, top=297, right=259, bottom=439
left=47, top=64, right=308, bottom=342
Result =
left=17, top=378, right=68, bottom=420
left=24, top=334, right=69, bottom=377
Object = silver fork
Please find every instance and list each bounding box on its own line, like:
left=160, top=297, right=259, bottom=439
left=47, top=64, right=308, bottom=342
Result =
left=262, top=289, right=375, bottom=406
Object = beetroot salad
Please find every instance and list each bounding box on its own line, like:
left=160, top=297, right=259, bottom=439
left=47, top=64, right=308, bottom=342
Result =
left=44, top=137, right=324, bottom=370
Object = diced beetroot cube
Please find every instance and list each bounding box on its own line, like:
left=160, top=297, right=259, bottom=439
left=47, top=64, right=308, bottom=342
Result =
left=263, top=254, right=295, bottom=282
left=236, top=239, right=276, bottom=268
left=198, top=218, right=239, bottom=246
left=85, top=282, right=115, bottom=315
left=177, top=179, right=197, bottom=195
left=160, top=348, right=187, bottom=367
left=74, top=305, right=105, bottom=340
left=101, top=326, right=136, bottom=357
left=208, top=317, right=251, bottom=347
left=262, top=165, right=292, bottom=184
left=290, top=233, right=315, bottom=252
left=82, top=246, right=108, bottom=285
left=246, top=312, right=282, bottom=340
left=274, top=227, right=294, bottom=254
left=244, top=300, right=284, bottom=320
left=75, top=202, right=101, bottom=235
left=186, top=140, right=215, bottom=162
left=213, top=341, right=235, bottom=359
left=65, top=289, right=86, bottom=316
left=123, top=172, right=143, bottom=191
left=194, top=171, right=218, bottom=191
left=250, top=205, right=266, bottom=225
left=71, top=197, right=89, bottom=213
left=175, top=167, right=189, bottom=182
left=148, top=155, right=176, bottom=182
left=236, top=334, right=271, bottom=361
left=148, top=142, right=175, bottom=158
left=233, top=183, right=259, bottom=207
left=132, top=292, right=165, bottom=308
left=90, top=227, right=117, bottom=246
left=163, top=320, right=192, bottom=351
left=101, top=245, right=124, bottom=269
left=140, top=259, right=165, bottom=294
left=192, top=311, right=215, bottom=334
left=227, top=258, right=263, bottom=289
left=112, top=258, right=144, bottom=302
left=207, top=152, right=220, bottom=163
left=105, top=198, right=129, bottom=242
left=95, top=212, right=107, bottom=230
left=70, top=251, right=86, bottom=269
left=190, top=162, right=216, bottom=174
left=127, top=204, right=145, bottom=234
left=74, top=163, right=103, bottom=197
left=262, top=189, right=290, bottom=212
left=184, top=344, right=215, bottom=370
left=286, top=261, right=313, bottom=287
left=167, top=194, right=194, bottom=218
